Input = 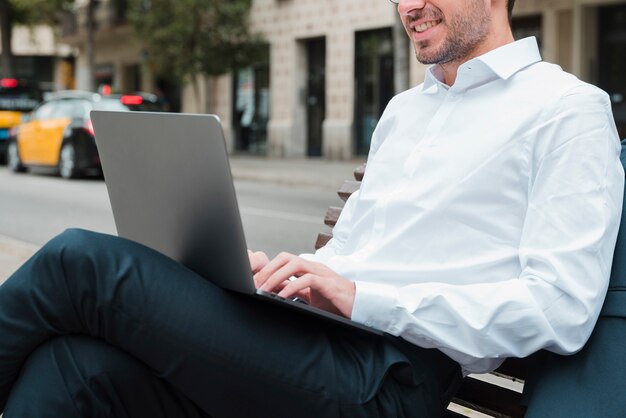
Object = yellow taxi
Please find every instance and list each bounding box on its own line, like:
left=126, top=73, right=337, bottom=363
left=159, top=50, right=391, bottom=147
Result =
left=0, top=78, right=42, bottom=161
left=7, top=91, right=163, bottom=179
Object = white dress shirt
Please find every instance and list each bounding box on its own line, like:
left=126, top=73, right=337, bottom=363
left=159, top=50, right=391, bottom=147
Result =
left=303, top=37, right=624, bottom=373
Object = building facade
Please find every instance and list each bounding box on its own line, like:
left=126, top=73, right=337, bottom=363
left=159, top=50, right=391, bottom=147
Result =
left=191, top=0, right=404, bottom=158
left=59, top=0, right=181, bottom=111
left=0, top=25, right=73, bottom=92
left=59, top=0, right=626, bottom=158
left=194, top=0, right=626, bottom=159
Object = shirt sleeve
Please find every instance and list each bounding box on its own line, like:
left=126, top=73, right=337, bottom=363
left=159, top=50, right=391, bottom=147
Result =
left=351, top=85, right=625, bottom=370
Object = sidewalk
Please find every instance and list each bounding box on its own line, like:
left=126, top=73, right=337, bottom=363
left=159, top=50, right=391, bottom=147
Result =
left=0, top=155, right=366, bottom=282
left=0, top=234, right=39, bottom=284
left=228, top=155, right=366, bottom=189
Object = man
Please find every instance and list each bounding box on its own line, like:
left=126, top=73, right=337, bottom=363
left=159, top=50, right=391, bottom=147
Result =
left=0, top=0, right=622, bottom=417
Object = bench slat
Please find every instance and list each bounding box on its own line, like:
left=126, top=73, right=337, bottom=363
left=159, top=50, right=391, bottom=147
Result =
left=338, top=180, right=361, bottom=202
left=354, top=164, right=366, bottom=182
left=453, top=376, right=526, bottom=418
left=443, top=409, right=470, bottom=418
left=315, top=233, right=332, bottom=250
left=324, top=206, right=343, bottom=227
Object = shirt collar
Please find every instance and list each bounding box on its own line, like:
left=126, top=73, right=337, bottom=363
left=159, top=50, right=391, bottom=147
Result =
left=423, top=66, right=443, bottom=93
left=422, top=37, right=542, bottom=92
left=476, top=36, right=542, bottom=80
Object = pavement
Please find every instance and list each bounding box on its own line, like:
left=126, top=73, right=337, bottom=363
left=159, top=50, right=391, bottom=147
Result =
left=228, top=155, right=365, bottom=189
left=0, top=155, right=366, bottom=283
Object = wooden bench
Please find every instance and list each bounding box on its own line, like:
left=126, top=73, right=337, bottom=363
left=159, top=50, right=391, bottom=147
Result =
left=316, top=164, right=536, bottom=418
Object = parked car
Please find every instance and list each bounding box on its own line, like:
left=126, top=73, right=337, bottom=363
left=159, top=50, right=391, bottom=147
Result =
left=7, top=91, right=166, bottom=179
left=108, top=92, right=168, bottom=112
left=0, top=78, right=43, bottom=162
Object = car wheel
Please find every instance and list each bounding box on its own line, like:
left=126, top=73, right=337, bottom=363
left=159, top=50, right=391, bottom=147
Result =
left=7, top=141, right=26, bottom=173
left=59, top=143, right=81, bottom=179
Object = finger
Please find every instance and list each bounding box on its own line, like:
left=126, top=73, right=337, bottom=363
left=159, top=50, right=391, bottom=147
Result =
left=249, top=250, right=269, bottom=274
left=254, top=274, right=289, bottom=289
left=260, top=257, right=312, bottom=292
left=255, top=252, right=299, bottom=288
left=248, top=250, right=258, bottom=271
left=293, top=288, right=311, bottom=303
left=259, top=256, right=331, bottom=292
left=272, top=280, right=291, bottom=292
left=278, top=274, right=318, bottom=298
left=258, top=252, right=294, bottom=274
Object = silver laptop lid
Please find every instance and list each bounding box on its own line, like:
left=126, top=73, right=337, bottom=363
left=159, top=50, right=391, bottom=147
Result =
left=91, top=111, right=255, bottom=294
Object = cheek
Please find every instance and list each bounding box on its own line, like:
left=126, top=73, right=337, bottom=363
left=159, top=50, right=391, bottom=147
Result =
left=401, top=18, right=413, bottom=36
left=418, top=24, right=447, bottom=47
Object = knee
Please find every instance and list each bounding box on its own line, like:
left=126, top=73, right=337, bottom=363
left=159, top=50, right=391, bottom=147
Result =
left=4, top=336, right=155, bottom=417
left=10, top=229, right=97, bottom=283
left=44, top=228, right=153, bottom=263
left=20, top=229, right=125, bottom=291
left=36, top=228, right=119, bottom=270
left=45, top=228, right=105, bottom=255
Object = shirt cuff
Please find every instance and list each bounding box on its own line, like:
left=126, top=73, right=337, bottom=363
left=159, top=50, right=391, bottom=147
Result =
left=351, top=281, right=399, bottom=332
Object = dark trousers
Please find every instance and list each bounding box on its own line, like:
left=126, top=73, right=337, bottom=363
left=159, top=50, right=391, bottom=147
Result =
left=0, top=229, right=461, bottom=418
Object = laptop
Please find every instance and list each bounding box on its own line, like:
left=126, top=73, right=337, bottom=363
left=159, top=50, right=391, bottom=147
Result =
left=91, top=111, right=382, bottom=336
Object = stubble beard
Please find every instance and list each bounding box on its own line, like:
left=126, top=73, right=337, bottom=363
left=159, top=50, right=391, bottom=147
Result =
left=413, top=2, right=492, bottom=66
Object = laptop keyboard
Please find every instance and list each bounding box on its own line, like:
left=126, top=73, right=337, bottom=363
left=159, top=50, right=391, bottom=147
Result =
left=257, top=289, right=309, bottom=305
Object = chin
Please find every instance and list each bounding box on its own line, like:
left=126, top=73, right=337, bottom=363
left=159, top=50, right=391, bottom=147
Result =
left=415, top=48, right=440, bottom=65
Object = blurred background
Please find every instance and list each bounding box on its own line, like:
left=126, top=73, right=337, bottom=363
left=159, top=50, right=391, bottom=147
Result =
left=0, top=0, right=624, bottom=164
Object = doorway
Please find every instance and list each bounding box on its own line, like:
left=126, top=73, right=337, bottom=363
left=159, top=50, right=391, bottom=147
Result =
left=233, top=62, right=270, bottom=155
left=355, top=28, right=394, bottom=156
left=305, top=38, right=326, bottom=157
left=511, top=15, right=543, bottom=48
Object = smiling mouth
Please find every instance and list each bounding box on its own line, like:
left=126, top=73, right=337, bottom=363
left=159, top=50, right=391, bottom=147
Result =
left=413, top=19, right=442, bottom=33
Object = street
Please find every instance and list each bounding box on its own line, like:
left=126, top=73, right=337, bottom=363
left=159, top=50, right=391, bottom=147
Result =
left=0, top=164, right=341, bottom=279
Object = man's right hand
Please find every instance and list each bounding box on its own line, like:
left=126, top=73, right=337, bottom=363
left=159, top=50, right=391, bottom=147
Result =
left=248, top=250, right=270, bottom=275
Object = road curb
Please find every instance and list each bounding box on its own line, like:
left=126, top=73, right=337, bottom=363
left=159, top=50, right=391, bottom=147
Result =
left=228, top=157, right=366, bottom=190
left=230, top=168, right=347, bottom=189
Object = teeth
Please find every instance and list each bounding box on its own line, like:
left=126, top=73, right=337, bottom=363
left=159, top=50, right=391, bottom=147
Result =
left=415, top=20, right=440, bottom=33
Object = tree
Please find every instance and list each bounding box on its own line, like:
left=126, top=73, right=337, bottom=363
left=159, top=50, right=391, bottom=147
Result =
left=0, top=0, right=12, bottom=76
left=0, top=0, right=26, bottom=76
left=83, top=0, right=96, bottom=91
left=0, top=0, right=73, bottom=77
left=127, top=0, right=265, bottom=111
